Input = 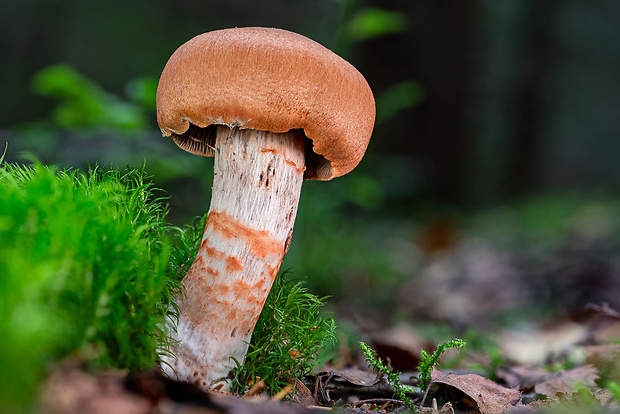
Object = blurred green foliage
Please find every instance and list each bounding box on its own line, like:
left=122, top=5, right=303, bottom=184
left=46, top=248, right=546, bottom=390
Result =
left=32, top=64, right=152, bottom=131
left=469, top=193, right=620, bottom=247
left=345, top=7, right=408, bottom=41
left=376, top=80, right=425, bottom=124
left=283, top=174, right=402, bottom=299
left=8, top=11, right=617, bottom=338
left=125, top=76, right=159, bottom=111
left=0, top=162, right=177, bottom=411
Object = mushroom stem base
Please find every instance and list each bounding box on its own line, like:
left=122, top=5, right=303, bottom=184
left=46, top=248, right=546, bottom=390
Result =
left=163, top=126, right=306, bottom=391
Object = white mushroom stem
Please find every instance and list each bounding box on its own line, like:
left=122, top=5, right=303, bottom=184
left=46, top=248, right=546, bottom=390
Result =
left=163, top=126, right=306, bottom=391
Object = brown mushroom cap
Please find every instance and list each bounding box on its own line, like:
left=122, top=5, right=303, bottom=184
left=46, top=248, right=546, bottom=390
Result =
left=156, top=27, right=375, bottom=180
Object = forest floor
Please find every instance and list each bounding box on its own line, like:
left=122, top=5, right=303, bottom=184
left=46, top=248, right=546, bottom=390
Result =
left=39, top=205, right=620, bottom=414
left=39, top=303, right=620, bottom=414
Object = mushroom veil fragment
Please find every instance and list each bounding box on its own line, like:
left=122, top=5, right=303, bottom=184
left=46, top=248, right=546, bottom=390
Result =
left=157, top=27, right=375, bottom=391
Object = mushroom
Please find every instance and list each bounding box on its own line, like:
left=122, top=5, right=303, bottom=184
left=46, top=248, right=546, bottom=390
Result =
left=156, top=27, right=375, bottom=391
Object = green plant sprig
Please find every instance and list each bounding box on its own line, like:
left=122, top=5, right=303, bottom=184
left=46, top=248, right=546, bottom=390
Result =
left=417, top=338, right=466, bottom=391
left=360, top=341, right=418, bottom=410
left=360, top=338, right=466, bottom=411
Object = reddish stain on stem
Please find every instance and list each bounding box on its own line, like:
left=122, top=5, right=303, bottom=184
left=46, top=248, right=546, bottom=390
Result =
left=203, top=243, right=226, bottom=260
left=206, top=266, right=220, bottom=276
left=207, top=211, right=283, bottom=259
left=284, top=159, right=306, bottom=174
left=225, top=256, right=244, bottom=272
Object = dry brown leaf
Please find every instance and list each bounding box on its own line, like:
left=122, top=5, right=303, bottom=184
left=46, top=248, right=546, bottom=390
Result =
left=585, top=303, right=620, bottom=345
left=42, top=364, right=325, bottom=414
left=41, top=366, right=151, bottom=414
left=495, top=365, right=554, bottom=391
left=585, top=302, right=620, bottom=320
left=432, top=370, right=521, bottom=414
left=534, top=365, right=599, bottom=399
left=592, top=388, right=619, bottom=409
left=586, top=344, right=620, bottom=364
left=329, top=368, right=381, bottom=387
left=291, top=378, right=318, bottom=407
left=399, top=238, right=523, bottom=328
left=587, top=318, right=620, bottom=345
left=586, top=344, right=620, bottom=383
left=517, top=387, right=617, bottom=414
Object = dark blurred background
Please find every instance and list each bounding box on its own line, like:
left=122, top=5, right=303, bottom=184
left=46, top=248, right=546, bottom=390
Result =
left=3, top=0, right=620, bottom=334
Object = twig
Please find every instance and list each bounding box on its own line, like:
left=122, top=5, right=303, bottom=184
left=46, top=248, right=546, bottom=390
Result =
left=304, top=374, right=422, bottom=404
left=243, top=380, right=265, bottom=398
left=354, top=398, right=403, bottom=407
left=272, top=385, right=293, bottom=402
left=420, top=379, right=436, bottom=408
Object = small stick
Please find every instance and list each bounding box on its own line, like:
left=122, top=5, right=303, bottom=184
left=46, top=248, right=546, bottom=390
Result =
left=272, top=385, right=294, bottom=402
left=243, top=380, right=265, bottom=398
left=354, top=398, right=402, bottom=408
left=420, top=379, right=435, bottom=408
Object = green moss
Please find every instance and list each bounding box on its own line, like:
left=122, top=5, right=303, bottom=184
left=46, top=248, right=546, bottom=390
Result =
left=0, top=162, right=178, bottom=410
left=231, top=271, right=336, bottom=395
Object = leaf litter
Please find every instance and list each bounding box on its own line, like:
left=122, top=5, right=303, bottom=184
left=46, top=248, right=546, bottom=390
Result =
left=37, top=301, right=620, bottom=414
left=36, top=199, right=620, bottom=413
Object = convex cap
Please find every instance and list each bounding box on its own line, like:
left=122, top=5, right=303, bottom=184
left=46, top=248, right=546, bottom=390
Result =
left=156, top=27, right=375, bottom=180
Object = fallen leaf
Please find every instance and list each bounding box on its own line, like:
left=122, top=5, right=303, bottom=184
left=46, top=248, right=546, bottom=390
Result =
left=585, top=302, right=620, bottom=319
left=291, top=378, right=318, bottom=407
left=586, top=317, right=620, bottom=345
left=42, top=364, right=325, bottom=414
left=586, top=344, right=620, bottom=383
left=534, top=365, right=599, bottom=399
left=495, top=365, right=554, bottom=392
left=399, top=238, right=523, bottom=328
left=328, top=368, right=381, bottom=387
left=432, top=369, right=521, bottom=414
left=592, top=388, right=619, bottom=409
left=41, top=366, right=151, bottom=414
